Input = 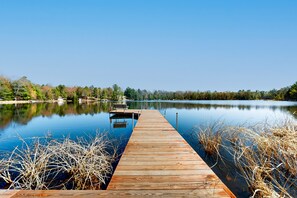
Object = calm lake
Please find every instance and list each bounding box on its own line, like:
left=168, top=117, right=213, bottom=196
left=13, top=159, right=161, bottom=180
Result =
left=0, top=100, right=297, bottom=196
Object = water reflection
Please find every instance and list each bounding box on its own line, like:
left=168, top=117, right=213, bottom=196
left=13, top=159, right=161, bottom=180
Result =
left=128, top=100, right=297, bottom=119
left=1, top=101, right=297, bottom=132
left=0, top=102, right=112, bottom=131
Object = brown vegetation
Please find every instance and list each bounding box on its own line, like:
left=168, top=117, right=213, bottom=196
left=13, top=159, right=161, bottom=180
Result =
left=197, top=122, right=225, bottom=155
left=197, top=121, right=297, bottom=197
left=0, top=134, right=116, bottom=190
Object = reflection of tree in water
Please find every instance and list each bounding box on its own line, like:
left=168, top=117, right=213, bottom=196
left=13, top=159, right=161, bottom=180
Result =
left=1, top=101, right=297, bottom=132
left=128, top=101, right=247, bottom=110
left=13, top=104, right=35, bottom=124
left=0, top=102, right=111, bottom=131
left=127, top=101, right=295, bottom=112
left=0, top=105, right=15, bottom=130
left=128, top=101, right=297, bottom=119
left=284, top=106, right=297, bottom=119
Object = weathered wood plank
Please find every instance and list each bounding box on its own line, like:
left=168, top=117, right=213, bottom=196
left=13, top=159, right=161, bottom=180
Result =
left=108, top=182, right=225, bottom=190
left=115, top=164, right=211, bottom=170
left=114, top=169, right=215, bottom=176
left=110, top=175, right=220, bottom=183
left=11, top=189, right=232, bottom=198
left=124, top=147, right=192, bottom=152
left=0, top=190, right=20, bottom=198
left=118, top=160, right=207, bottom=166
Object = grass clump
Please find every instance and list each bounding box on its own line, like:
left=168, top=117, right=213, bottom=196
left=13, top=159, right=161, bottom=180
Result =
left=0, top=134, right=117, bottom=190
left=256, top=125, right=297, bottom=176
left=197, top=122, right=225, bottom=155
left=196, top=121, right=297, bottom=198
left=48, top=135, right=116, bottom=189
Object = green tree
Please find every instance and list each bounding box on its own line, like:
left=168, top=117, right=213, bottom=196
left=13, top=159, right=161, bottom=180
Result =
left=124, top=87, right=138, bottom=100
left=75, top=87, right=83, bottom=99
left=53, top=85, right=67, bottom=99
left=285, top=82, right=297, bottom=101
left=0, top=76, right=14, bottom=100
left=93, top=87, right=101, bottom=99
left=12, top=76, right=31, bottom=100
left=111, top=84, right=123, bottom=101
left=41, top=85, right=54, bottom=100
left=82, top=86, right=91, bottom=99
left=101, top=88, right=108, bottom=100
left=33, top=84, right=45, bottom=100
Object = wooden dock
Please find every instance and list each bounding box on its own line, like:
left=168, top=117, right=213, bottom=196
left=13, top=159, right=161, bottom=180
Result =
left=108, top=109, right=234, bottom=197
left=1, top=109, right=235, bottom=198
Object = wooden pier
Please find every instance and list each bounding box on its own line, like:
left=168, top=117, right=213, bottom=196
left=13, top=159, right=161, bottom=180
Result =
left=108, top=110, right=234, bottom=197
left=1, top=109, right=235, bottom=198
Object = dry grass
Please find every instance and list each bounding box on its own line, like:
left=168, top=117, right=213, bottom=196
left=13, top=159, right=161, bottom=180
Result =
left=0, top=134, right=117, bottom=190
left=48, top=135, right=117, bottom=189
left=196, top=121, right=297, bottom=198
left=256, top=125, right=297, bottom=176
left=197, top=122, right=225, bottom=155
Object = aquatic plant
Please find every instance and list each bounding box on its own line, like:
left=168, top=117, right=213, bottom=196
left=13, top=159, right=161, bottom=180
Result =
left=0, top=134, right=117, bottom=190
left=48, top=135, right=117, bottom=189
left=196, top=121, right=297, bottom=197
left=197, top=122, right=225, bottom=155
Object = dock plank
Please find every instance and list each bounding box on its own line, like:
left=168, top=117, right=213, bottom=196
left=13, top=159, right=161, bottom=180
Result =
left=9, top=189, right=232, bottom=198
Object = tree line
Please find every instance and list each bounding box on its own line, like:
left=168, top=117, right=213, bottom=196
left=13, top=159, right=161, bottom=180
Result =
left=0, top=76, right=123, bottom=101
left=0, top=76, right=296, bottom=101
left=124, top=83, right=297, bottom=101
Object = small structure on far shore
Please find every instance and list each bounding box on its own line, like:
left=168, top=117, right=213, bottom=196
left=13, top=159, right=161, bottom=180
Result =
left=57, top=97, right=64, bottom=106
left=113, top=103, right=128, bottom=110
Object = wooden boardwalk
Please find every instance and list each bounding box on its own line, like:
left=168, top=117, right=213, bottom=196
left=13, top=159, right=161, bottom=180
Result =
left=108, top=110, right=235, bottom=197
left=1, top=110, right=235, bottom=198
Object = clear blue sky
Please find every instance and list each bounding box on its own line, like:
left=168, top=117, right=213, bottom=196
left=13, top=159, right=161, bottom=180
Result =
left=0, top=0, right=296, bottom=91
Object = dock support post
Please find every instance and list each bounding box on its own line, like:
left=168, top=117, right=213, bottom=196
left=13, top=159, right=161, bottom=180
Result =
left=132, top=113, right=134, bottom=129
left=176, top=112, right=178, bottom=130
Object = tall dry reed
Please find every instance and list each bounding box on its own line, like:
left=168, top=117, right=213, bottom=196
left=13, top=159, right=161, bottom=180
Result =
left=197, top=122, right=227, bottom=155
left=0, top=134, right=116, bottom=190
left=196, top=121, right=297, bottom=197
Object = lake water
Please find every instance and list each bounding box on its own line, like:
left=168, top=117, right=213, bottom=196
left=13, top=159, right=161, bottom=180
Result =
left=0, top=100, right=297, bottom=196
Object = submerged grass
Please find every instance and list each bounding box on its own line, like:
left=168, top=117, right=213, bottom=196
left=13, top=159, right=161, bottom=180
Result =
left=0, top=134, right=117, bottom=190
left=197, top=122, right=224, bottom=155
left=196, top=121, right=297, bottom=198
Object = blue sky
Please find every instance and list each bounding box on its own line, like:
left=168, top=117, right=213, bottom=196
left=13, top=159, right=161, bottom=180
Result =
left=0, top=0, right=296, bottom=91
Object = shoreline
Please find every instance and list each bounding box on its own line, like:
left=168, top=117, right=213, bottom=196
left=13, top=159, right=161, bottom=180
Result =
left=0, top=99, right=295, bottom=105
left=0, top=99, right=118, bottom=105
left=0, top=100, right=59, bottom=105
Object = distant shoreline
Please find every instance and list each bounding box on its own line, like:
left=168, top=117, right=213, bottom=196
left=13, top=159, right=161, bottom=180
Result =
left=1, top=99, right=296, bottom=105
left=0, top=99, right=116, bottom=105
left=0, top=100, right=59, bottom=104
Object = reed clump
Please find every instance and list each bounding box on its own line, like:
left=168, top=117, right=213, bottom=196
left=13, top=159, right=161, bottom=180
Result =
left=0, top=134, right=116, bottom=190
left=196, top=121, right=297, bottom=198
left=48, top=135, right=117, bottom=189
left=256, top=125, right=297, bottom=176
left=197, top=122, right=225, bottom=155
